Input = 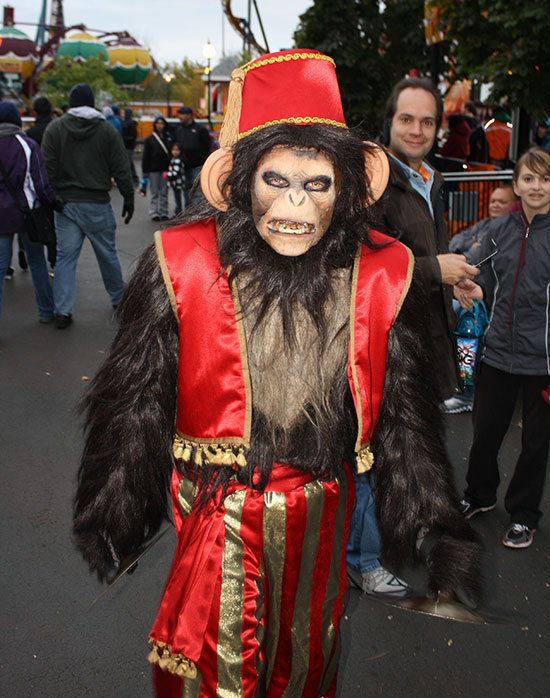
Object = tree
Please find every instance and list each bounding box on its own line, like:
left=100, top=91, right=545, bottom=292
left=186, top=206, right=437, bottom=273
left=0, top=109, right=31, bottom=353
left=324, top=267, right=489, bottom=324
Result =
left=431, top=0, right=550, bottom=118
left=37, top=55, right=126, bottom=107
left=293, top=0, right=430, bottom=130
left=142, top=59, right=205, bottom=112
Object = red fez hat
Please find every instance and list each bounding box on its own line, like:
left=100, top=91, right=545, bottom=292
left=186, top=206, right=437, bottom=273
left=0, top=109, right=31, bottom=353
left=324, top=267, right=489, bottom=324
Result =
left=219, top=49, right=347, bottom=147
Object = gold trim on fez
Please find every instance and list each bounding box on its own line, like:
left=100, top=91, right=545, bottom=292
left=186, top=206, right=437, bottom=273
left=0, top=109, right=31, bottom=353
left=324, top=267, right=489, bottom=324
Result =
left=217, top=489, right=247, bottom=697
left=154, top=230, right=179, bottom=322
left=239, top=116, right=347, bottom=140
left=242, top=52, right=336, bottom=74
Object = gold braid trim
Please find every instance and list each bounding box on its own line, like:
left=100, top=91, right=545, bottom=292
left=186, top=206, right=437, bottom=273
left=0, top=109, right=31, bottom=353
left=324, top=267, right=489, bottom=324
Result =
left=242, top=52, right=336, bottom=73
left=147, top=639, right=197, bottom=679
left=356, top=443, right=374, bottom=473
left=173, top=433, right=248, bottom=468
left=240, top=116, right=347, bottom=139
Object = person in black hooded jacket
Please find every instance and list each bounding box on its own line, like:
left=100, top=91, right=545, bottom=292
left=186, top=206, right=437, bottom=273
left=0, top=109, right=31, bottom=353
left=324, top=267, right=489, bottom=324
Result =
left=142, top=116, right=172, bottom=221
left=122, top=107, right=139, bottom=186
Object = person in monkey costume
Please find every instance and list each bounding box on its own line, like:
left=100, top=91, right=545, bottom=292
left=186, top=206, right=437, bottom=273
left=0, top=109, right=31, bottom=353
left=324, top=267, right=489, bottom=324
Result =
left=74, top=50, right=481, bottom=697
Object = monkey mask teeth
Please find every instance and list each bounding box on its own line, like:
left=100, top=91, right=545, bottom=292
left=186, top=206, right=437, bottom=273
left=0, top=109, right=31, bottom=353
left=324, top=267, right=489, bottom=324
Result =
left=267, top=219, right=315, bottom=235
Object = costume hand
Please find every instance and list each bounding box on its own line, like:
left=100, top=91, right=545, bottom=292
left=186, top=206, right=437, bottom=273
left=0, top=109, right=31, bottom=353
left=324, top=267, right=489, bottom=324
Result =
left=419, top=530, right=482, bottom=608
left=122, top=199, right=134, bottom=224
left=73, top=529, right=118, bottom=583
left=453, top=280, right=483, bottom=309
left=437, top=253, right=480, bottom=285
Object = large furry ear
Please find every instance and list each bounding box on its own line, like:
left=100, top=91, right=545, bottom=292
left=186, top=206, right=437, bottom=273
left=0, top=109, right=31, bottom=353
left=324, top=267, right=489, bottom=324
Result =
left=200, top=148, right=234, bottom=211
left=363, top=142, right=389, bottom=205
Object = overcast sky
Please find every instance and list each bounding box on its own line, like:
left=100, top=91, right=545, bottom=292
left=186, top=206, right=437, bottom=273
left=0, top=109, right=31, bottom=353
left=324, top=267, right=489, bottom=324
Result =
left=12, top=0, right=314, bottom=67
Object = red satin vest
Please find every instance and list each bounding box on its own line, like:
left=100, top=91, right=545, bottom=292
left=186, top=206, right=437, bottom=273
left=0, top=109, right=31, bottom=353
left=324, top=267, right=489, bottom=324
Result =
left=156, top=218, right=413, bottom=472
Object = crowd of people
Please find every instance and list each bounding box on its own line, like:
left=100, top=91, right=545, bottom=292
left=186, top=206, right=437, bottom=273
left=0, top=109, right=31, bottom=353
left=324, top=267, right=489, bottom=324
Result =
left=0, top=85, right=213, bottom=326
left=1, top=63, right=548, bottom=696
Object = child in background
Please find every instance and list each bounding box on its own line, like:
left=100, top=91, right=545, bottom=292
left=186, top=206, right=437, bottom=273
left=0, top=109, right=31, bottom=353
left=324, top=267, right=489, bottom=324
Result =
left=167, top=142, right=185, bottom=216
left=458, top=147, right=550, bottom=549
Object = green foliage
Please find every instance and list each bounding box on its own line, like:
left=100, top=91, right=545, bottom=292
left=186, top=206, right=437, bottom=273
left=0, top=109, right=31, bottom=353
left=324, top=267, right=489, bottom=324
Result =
left=431, top=0, right=550, bottom=118
left=37, top=55, right=126, bottom=107
left=294, top=0, right=430, bottom=130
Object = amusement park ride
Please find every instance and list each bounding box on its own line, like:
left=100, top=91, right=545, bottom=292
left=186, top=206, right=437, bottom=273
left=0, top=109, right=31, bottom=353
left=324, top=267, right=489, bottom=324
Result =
left=0, top=0, right=271, bottom=107
left=0, top=1, right=158, bottom=105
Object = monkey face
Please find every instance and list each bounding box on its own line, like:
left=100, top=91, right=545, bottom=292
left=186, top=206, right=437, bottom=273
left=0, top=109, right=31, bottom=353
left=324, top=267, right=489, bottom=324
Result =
left=251, top=146, right=337, bottom=257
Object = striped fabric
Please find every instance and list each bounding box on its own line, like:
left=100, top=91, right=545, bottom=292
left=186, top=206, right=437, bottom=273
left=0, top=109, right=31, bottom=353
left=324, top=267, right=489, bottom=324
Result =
left=150, top=464, right=355, bottom=697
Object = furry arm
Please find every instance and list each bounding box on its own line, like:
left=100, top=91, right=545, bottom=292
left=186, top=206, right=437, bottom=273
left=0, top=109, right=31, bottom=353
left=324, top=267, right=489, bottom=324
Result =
left=372, top=272, right=482, bottom=604
left=73, top=244, right=178, bottom=582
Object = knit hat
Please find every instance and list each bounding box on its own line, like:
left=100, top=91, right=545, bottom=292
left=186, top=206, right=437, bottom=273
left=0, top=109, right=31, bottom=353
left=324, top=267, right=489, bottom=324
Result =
left=177, top=106, right=193, bottom=115
left=0, top=101, right=22, bottom=126
left=219, top=49, right=347, bottom=148
left=68, top=83, right=95, bottom=108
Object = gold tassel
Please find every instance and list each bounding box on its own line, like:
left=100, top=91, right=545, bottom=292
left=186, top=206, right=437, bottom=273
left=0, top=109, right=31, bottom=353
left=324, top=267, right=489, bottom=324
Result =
left=175, top=660, right=197, bottom=679
left=194, top=446, right=203, bottom=466
left=147, top=649, right=159, bottom=665
left=219, top=66, right=246, bottom=148
left=182, top=443, right=192, bottom=461
left=236, top=446, right=247, bottom=467
left=166, top=657, right=178, bottom=673
left=173, top=438, right=184, bottom=460
left=209, top=447, right=224, bottom=465
left=147, top=641, right=198, bottom=678
left=221, top=447, right=235, bottom=466
left=357, top=444, right=374, bottom=473
left=158, top=647, right=172, bottom=670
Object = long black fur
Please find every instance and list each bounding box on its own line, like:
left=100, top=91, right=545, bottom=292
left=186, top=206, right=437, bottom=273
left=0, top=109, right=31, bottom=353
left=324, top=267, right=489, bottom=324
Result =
left=74, top=123, right=481, bottom=599
left=73, top=245, right=178, bottom=580
left=372, top=271, right=482, bottom=603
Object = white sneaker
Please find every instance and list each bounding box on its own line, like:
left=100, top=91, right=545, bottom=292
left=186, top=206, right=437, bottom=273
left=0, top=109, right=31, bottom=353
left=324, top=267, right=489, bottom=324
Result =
left=442, top=396, right=473, bottom=414
left=361, top=565, right=413, bottom=597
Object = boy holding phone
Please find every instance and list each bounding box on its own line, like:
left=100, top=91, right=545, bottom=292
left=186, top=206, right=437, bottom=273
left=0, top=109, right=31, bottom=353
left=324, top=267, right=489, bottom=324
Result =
left=458, top=148, right=550, bottom=548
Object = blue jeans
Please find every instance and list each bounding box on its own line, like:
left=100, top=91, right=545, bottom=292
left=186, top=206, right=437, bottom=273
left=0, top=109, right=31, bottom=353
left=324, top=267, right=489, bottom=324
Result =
left=184, top=165, right=203, bottom=206
left=53, top=202, right=124, bottom=315
left=148, top=172, right=168, bottom=218
left=0, top=232, right=54, bottom=320
left=346, top=471, right=381, bottom=574
left=171, top=186, right=183, bottom=216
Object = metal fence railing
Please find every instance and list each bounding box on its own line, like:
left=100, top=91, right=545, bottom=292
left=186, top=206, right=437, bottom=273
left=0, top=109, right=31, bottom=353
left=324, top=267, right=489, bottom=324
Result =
left=441, top=167, right=514, bottom=237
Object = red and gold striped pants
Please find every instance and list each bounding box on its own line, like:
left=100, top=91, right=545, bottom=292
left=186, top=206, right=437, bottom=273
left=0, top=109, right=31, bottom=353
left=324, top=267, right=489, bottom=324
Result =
left=149, top=463, right=354, bottom=697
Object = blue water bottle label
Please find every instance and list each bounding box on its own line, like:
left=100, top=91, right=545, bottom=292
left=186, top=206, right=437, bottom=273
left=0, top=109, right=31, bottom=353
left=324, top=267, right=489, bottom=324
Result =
left=457, top=337, right=478, bottom=387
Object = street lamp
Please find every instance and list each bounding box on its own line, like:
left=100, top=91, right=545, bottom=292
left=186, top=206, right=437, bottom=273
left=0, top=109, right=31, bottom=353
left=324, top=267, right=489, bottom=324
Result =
left=202, top=40, right=216, bottom=130
left=162, top=72, right=175, bottom=118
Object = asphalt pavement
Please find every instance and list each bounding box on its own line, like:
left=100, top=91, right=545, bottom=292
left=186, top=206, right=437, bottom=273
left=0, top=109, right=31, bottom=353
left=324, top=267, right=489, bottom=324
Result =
left=1, top=189, right=549, bottom=697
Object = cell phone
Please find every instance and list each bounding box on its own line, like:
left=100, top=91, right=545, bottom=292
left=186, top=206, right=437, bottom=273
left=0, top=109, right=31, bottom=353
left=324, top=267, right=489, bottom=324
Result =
left=474, top=248, right=499, bottom=268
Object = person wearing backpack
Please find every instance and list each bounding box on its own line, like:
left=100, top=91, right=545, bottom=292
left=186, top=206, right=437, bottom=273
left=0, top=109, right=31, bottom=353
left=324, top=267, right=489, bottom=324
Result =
left=0, top=102, right=59, bottom=322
